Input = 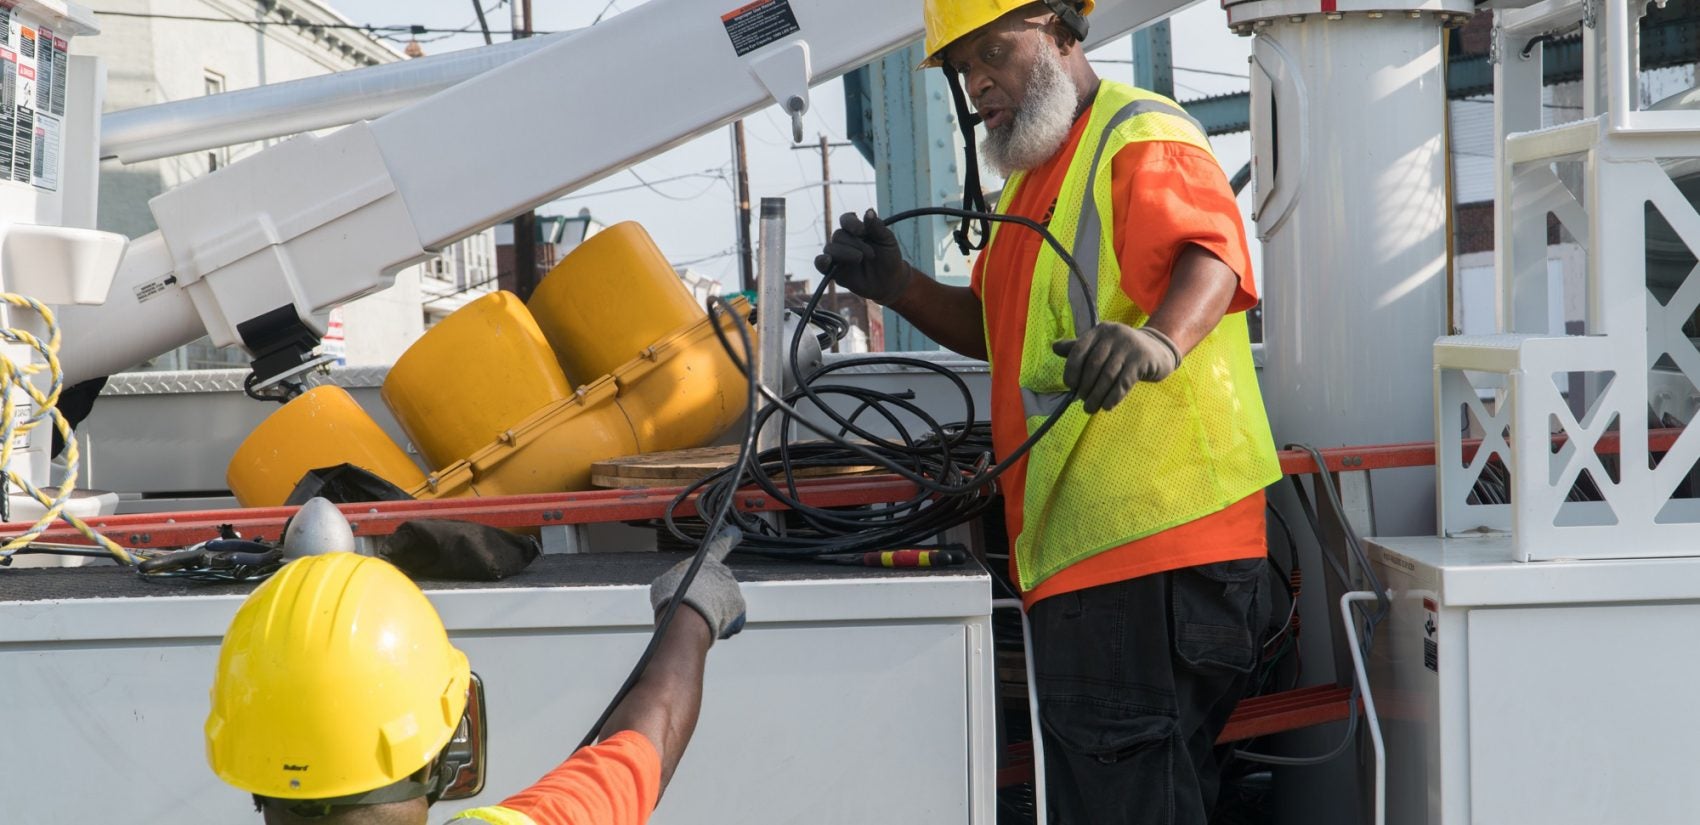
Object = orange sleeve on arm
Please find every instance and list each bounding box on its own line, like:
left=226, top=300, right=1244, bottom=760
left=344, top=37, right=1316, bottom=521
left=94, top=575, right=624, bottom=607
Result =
left=492, top=731, right=663, bottom=825
left=1109, top=141, right=1258, bottom=317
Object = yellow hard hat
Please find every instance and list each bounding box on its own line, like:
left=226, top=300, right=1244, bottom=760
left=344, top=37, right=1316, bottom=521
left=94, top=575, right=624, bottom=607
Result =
left=205, top=553, right=471, bottom=801
left=920, top=0, right=1095, bottom=68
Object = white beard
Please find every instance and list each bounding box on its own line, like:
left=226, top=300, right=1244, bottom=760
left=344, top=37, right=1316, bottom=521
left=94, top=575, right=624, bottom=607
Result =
left=979, top=47, right=1080, bottom=176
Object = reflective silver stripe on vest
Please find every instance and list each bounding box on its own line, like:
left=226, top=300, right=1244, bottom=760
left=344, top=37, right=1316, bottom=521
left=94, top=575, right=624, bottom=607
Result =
left=1065, top=97, right=1202, bottom=339
left=1023, top=386, right=1069, bottom=419
left=1025, top=97, right=1203, bottom=421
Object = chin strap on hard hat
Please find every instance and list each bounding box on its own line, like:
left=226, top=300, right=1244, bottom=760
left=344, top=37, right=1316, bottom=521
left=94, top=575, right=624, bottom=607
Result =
left=941, top=65, right=991, bottom=256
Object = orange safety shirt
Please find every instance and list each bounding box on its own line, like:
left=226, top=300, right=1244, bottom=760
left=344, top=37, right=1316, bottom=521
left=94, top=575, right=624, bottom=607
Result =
left=460, top=730, right=661, bottom=825
left=970, top=106, right=1268, bottom=607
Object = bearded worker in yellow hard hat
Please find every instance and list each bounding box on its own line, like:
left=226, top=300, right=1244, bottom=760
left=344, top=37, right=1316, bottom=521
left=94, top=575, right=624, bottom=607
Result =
left=816, top=2, right=1282, bottom=822
left=205, top=534, right=746, bottom=825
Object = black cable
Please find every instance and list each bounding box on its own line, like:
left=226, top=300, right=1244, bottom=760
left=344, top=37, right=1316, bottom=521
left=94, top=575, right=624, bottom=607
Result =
left=661, top=206, right=1096, bottom=560
left=579, top=194, right=1098, bottom=754
left=1520, top=33, right=1555, bottom=59
left=1287, top=444, right=1388, bottom=621
left=1261, top=502, right=1301, bottom=658
left=1233, top=445, right=1389, bottom=767
left=243, top=371, right=305, bottom=404
left=1265, top=501, right=1296, bottom=594
left=789, top=303, right=850, bottom=350
left=575, top=296, right=759, bottom=751
left=4, top=546, right=127, bottom=562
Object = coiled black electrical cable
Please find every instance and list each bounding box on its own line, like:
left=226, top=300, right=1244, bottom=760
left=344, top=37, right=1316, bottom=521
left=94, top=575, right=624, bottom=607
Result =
left=662, top=206, right=1098, bottom=557
left=791, top=303, right=851, bottom=349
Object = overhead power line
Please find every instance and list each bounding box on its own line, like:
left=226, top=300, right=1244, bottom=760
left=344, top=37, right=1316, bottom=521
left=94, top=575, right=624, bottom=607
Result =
left=625, top=167, right=727, bottom=202
left=674, top=247, right=739, bottom=267
left=92, top=10, right=554, bottom=38
left=1089, top=58, right=1250, bottom=80
left=567, top=167, right=731, bottom=200
left=780, top=179, right=875, bottom=196
left=420, top=270, right=504, bottom=302
left=593, top=0, right=624, bottom=25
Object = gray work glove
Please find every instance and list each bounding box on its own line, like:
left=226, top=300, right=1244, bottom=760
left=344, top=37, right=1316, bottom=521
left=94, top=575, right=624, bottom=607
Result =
left=1051, top=323, right=1181, bottom=414
left=649, top=527, right=747, bottom=641
left=813, top=209, right=914, bottom=305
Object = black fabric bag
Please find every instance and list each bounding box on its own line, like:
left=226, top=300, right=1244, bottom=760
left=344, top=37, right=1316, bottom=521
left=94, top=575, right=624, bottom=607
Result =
left=285, top=464, right=415, bottom=505
left=379, top=519, right=539, bottom=581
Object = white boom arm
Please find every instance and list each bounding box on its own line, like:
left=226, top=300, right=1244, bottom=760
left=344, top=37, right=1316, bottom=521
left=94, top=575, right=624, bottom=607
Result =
left=59, top=0, right=1193, bottom=386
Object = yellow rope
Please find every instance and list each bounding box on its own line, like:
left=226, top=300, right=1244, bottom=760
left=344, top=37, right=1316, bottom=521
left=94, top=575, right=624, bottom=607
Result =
left=0, top=293, right=132, bottom=565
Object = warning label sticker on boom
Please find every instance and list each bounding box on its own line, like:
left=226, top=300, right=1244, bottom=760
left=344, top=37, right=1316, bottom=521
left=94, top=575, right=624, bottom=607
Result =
left=1423, top=597, right=1439, bottom=673
left=721, top=0, right=798, bottom=56
left=16, top=59, right=33, bottom=113
left=133, top=273, right=180, bottom=305
left=30, top=110, right=55, bottom=190
left=0, top=47, right=17, bottom=180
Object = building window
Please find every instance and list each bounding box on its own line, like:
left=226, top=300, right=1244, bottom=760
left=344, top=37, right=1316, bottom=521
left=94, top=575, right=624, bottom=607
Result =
left=204, top=71, right=229, bottom=173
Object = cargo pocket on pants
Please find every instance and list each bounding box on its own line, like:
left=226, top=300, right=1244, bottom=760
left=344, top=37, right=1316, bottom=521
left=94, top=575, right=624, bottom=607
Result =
left=1040, top=696, right=1177, bottom=765
left=1171, top=558, right=1264, bottom=675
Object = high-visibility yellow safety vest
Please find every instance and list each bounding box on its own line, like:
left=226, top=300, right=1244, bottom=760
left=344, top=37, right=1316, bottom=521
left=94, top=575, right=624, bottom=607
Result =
left=988, top=80, right=1281, bottom=591
left=447, top=805, right=536, bottom=824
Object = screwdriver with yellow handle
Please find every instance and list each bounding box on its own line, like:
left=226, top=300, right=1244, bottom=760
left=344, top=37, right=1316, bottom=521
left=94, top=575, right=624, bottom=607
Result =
left=817, top=548, right=967, bottom=568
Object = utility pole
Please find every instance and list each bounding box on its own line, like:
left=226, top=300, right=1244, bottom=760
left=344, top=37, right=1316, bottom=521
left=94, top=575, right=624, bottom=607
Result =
left=793, top=135, right=852, bottom=350
left=788, top=134, right=854, bottom=242
left=818, top=134, right=832, bottom=240
left=732, top=121, right=754, bottom=293
left=508, top=0, right=540, bottom=299
left=471, top=0, right=492, bottom=45
left=818, top=134, right=837, bottom=352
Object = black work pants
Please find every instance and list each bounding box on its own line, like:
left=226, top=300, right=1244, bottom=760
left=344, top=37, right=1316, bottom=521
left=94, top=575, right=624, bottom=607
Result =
left=1027, top=557, right=1271, bottom=825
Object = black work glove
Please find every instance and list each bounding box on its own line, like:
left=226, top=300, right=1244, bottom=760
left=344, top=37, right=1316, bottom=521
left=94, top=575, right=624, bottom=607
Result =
left=1051, top=323, right=1181, bottom=414
left=813, top=209, right=914, bottom=305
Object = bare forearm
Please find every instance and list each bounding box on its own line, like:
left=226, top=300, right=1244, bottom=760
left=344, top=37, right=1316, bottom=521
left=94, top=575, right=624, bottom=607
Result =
left=1145, top=244, right=1238, bottom=355
left=887, top=266, right=988, bottom=360
left=601, top=608, right=713, bottom=791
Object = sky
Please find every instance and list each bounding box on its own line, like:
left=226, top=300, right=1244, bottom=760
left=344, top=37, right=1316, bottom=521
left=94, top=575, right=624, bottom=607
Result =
left=328, top=0, right=1258, bottom=291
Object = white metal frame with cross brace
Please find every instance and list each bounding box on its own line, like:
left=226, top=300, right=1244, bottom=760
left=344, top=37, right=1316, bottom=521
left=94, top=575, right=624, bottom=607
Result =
left=1435, top=0, right=1700, bottom=560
